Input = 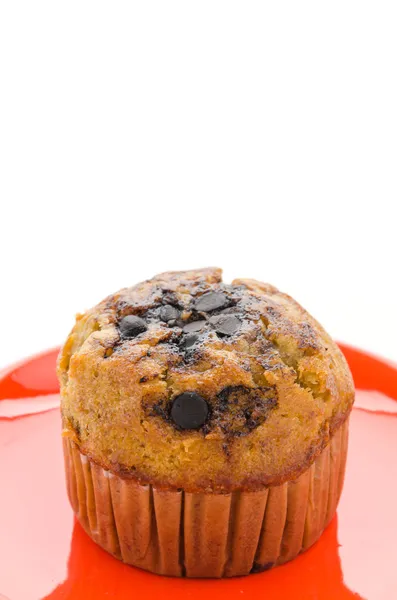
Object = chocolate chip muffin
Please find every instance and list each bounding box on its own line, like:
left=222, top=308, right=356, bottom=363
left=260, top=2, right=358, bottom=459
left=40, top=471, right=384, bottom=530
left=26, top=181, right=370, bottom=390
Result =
left=58, top=268, right=354, bottom=577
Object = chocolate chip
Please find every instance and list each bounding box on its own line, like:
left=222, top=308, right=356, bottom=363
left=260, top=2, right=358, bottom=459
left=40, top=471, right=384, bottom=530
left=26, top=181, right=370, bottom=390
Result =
left=183, top=320, right=207, bottom=334
left=160, top=304, right=180, bottom=322
left=171, top=392, right=209, bottom=429
left=210, top=314, right=241, bottom=336
left=119, top=315, right=147, bottom=338
left=181, top=332, right=200, bottom=349
left=194, top=291, right=228, bottom=313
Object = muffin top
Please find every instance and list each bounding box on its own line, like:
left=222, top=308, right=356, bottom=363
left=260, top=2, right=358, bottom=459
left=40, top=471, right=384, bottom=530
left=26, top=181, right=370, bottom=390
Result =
left=58, top=268, right=354, bottom=493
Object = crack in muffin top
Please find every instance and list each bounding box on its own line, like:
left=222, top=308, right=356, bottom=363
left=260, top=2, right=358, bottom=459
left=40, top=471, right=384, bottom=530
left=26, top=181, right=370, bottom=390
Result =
left=58, top=268, right=354, bottom=492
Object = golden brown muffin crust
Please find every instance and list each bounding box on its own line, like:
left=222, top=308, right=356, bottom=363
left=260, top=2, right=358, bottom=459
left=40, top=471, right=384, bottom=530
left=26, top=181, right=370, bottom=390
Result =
left=58, top=268, right=354, bottom=493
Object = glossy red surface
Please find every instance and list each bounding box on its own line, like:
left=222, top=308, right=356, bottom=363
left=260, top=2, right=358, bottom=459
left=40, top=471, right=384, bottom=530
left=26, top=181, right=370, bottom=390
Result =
left=0, top=345, right=396, bottom=600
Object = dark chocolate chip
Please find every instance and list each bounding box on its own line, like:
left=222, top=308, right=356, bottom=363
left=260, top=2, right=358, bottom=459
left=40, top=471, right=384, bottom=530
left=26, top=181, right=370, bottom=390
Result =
left=171, top=392, right=209, bottom=429
left=209, top=314, right=241, bottom=336
left=160, top=304, right=180, bottom=322
left=119, top=315, right=147, bottom=338
left=183, top=320, right=207, bottom=334
left=194, top=291, right=228, bottom=312
left=181, top=332, right=200, bottom=349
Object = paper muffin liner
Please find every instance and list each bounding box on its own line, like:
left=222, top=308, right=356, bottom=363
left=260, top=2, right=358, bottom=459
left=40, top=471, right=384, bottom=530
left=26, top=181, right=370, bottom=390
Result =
left=63, top=417, right=349, bottom=578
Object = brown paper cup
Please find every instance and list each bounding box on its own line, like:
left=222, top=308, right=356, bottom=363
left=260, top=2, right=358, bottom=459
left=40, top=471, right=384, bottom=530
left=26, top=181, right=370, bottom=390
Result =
left=63, top=418, right=349, bottom=578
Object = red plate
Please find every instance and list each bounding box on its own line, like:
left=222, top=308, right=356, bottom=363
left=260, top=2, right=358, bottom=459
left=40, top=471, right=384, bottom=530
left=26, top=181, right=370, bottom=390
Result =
left=0, top=345, right=396, bottom=600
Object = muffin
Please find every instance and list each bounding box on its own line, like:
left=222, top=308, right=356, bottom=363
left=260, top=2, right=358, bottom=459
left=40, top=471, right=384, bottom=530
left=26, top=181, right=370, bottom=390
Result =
left=57, top=267, right=354, bottom=577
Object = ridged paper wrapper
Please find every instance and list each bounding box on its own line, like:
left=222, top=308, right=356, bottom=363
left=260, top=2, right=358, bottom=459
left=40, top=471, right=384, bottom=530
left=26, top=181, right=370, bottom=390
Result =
left=63, top=418, right=348, bottom=578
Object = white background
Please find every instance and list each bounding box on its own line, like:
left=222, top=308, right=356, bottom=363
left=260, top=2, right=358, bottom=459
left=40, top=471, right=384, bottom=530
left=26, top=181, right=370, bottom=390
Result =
left=0, top=1, right=396, bottom=369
